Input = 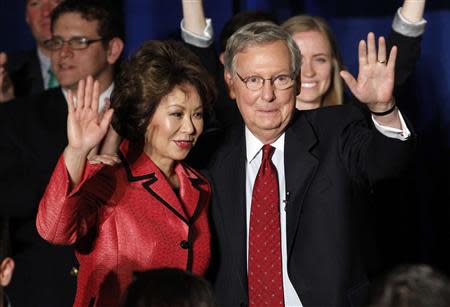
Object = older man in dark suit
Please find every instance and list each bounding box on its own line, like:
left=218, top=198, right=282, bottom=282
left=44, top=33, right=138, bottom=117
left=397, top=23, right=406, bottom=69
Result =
left=207, top=22, right=415, bottom=307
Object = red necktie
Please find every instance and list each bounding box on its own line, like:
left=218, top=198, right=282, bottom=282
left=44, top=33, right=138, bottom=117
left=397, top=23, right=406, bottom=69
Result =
left=248, top=144, right=284, bottom=306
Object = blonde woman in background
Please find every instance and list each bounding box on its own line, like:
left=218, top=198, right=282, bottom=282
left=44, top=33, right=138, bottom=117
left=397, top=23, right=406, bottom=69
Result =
left=282, top=0, right=426, bottom=110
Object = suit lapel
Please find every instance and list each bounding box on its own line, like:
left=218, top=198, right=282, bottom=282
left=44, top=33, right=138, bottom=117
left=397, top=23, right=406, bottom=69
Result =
left=284, top=112, right=319, bottom=256
left=177, top=166, right=208, bottom=224
left=143, top=169, right=189, bottom=223
left=120, top=141, right=207, bottom=224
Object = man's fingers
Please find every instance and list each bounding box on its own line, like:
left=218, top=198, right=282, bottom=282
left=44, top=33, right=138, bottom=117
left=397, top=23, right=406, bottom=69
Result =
left=387, top=45, right=397, bottom=71
left=340, top=70, right=357, bottom=94
left=358, top=40, right=367, bottom=72
left=367, top=32, right=377, bottom=64
left=377, top=36, right=387, bottom=63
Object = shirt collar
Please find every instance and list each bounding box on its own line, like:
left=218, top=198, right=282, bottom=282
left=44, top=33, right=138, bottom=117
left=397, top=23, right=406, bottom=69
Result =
left=37, top=47, right=51, bottom=73
left=4, top=292, right=11, bottom=307
left=245, top=126, right=285, bottom=164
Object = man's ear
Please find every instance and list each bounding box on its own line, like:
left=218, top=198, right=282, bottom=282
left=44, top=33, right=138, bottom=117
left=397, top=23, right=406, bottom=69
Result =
left=106, top=37, right=124, bottom=65
left=0, top=258, right=14, bottom=287
left=224, top=70, right=236, bottom=99
left=219, top=52, right=225, bottom=65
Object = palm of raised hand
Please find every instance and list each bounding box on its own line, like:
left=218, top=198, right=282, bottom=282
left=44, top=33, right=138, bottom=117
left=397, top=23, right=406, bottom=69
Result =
left=340, top=33, right=397, bottom=107
left=67, top=77, right=113, bottom=154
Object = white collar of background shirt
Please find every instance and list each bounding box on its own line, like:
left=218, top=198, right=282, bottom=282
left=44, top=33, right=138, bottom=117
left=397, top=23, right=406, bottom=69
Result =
left=37, top=47, right=52, bottom=89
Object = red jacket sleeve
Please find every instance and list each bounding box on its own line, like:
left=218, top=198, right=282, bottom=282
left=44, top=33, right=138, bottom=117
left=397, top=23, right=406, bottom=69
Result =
left=36, top=154, right=105, bottom=245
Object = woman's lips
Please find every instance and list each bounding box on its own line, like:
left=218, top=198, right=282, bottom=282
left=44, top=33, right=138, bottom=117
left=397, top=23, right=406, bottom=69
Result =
left=174, top=140, right=193, bottom=149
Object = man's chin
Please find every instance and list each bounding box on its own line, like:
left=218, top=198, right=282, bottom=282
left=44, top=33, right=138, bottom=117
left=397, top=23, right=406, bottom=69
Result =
left=60, top=82, right=78, bottom=92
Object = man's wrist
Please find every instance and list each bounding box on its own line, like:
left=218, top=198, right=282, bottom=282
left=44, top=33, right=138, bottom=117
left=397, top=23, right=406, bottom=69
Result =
left=369, top=101, right=397, bottom=116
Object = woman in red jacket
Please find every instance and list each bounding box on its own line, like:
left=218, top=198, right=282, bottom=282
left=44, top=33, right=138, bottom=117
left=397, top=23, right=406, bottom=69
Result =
left=36, top=40, right=216, bottom=307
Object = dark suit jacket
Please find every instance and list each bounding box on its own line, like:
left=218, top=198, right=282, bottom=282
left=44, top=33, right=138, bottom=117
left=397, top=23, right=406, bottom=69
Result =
left=207, top=105, right=416, bottom=307
left=7, top=49, right=45, bottom=99
left=0, top=88, right=77, bottom=307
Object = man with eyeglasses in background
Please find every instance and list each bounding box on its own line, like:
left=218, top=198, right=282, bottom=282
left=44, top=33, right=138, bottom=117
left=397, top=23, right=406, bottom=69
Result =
left=0, top=0, right=63, bottom=103
left=0, top=1, right=124, bottom=306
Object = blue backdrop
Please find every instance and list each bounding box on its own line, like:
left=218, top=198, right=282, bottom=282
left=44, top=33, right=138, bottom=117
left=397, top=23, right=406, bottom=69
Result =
left=1, top=0, right=449, bottom=142
left=1, top=0, right=450, bottom=273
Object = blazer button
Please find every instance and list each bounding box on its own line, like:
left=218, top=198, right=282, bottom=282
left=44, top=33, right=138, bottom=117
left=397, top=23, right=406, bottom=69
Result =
left=180, top=240, right=190, bottom=249
left=70, top=266, right=79, bottom=277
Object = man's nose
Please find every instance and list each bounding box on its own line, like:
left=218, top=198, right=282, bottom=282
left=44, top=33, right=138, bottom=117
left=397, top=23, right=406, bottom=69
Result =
left=261, top=79, right=276, bottom=102
left=42, top=2, right=53, bottom=17
left=59, top=42, right=73, bottom=57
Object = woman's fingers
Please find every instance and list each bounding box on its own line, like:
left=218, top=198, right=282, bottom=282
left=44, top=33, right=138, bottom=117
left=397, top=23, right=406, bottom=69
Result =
left=100, top=109, right=114, bottom=132
left=67, top=89, right=75, bottom=114
left=74, top=76, right=104, bottom=118
left=91, top=79, right=100, bottom=112
left=84, top=76, right=93, bottom=110
left=88, top=154, right=121, bottom=166
left=76, top=78, right=85, bottom=110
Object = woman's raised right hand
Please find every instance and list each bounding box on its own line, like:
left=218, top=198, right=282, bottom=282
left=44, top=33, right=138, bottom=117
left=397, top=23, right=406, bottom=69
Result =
left=66, top=76, right=114, bottom=156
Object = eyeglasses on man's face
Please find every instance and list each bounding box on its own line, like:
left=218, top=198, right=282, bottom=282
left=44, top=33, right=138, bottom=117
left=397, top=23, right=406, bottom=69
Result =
left=44, top=36, right=105, bottom=51
left=235, top=72, right=295, bottom=91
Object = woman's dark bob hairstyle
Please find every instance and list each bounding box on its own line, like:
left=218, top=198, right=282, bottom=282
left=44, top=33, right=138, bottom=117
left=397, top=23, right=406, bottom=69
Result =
left=111, top=40, right=216, bottom=141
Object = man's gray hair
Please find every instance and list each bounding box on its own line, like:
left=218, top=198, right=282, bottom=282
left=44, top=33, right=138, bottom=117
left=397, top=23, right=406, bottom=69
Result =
left=224, top=21, right=301, bottom=78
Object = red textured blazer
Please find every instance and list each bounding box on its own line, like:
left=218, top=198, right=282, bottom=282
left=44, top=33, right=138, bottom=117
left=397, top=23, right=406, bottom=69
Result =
left=36, top=140, right=211, bottom=307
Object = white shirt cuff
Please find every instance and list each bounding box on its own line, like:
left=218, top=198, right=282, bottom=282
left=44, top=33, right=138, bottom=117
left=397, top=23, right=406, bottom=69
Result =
left=392, top=7, right=427, bottom=37
left=180, top=18, right=214, bottom=48
left=372, top=110, right=411, bottom=141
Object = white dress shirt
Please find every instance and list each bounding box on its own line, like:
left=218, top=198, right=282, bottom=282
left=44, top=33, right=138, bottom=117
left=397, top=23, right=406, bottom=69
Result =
left=37, top=48, right=52, bottom=90
left=245, top=128, right=303, bottom=307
